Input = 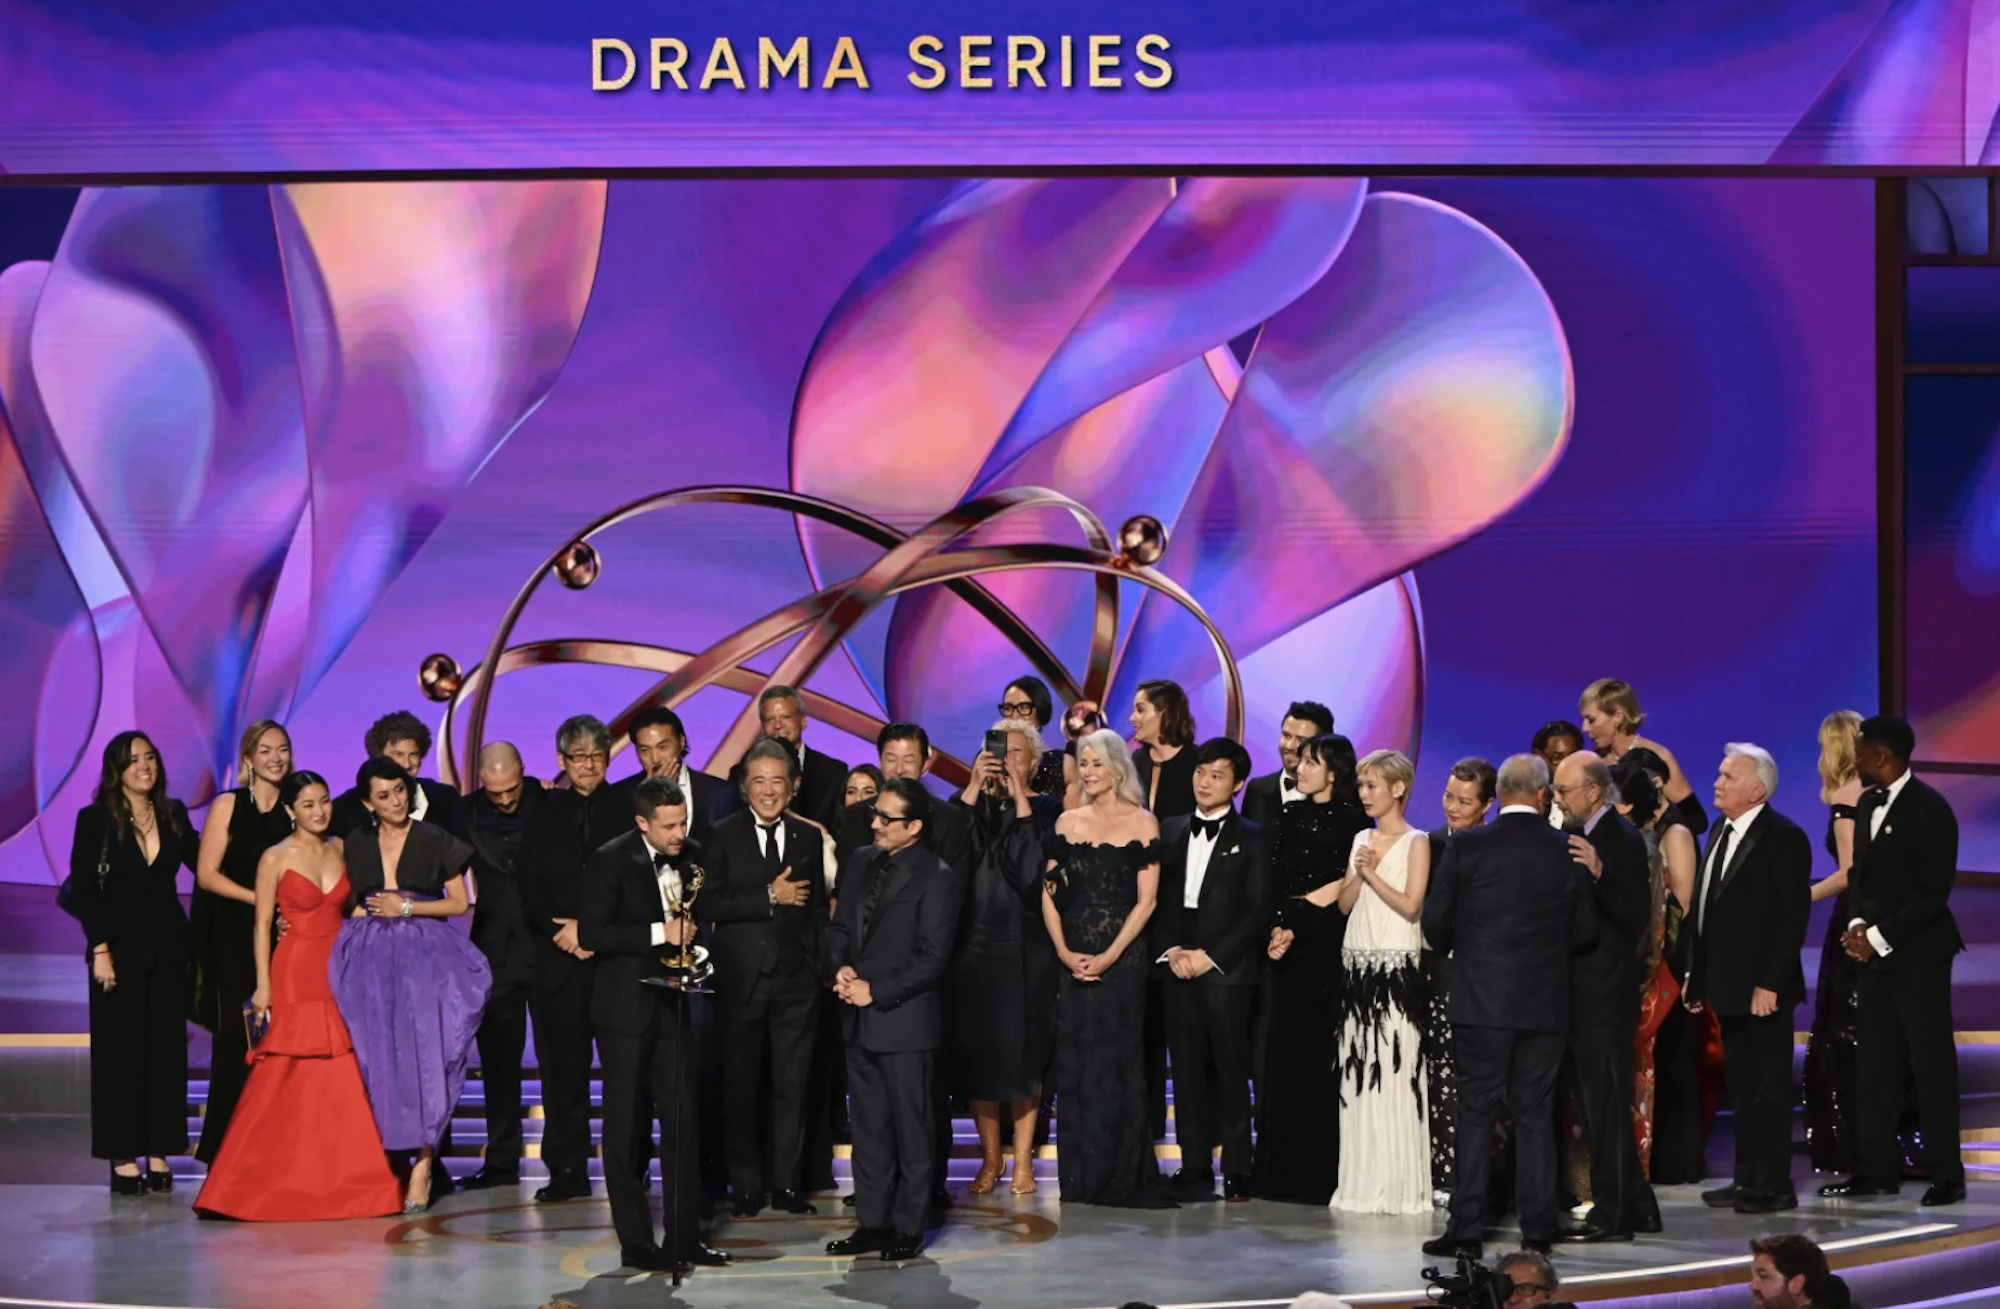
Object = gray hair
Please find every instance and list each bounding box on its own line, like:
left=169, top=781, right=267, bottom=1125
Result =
left=1497, top=1249, right=1558, bottom=1290
left=1725, top=742, right=1779, bottom=799
left=556, top=713, right=611, bottom=757
left=1496, top=752, right=1550, bottom=798
left=743, top=736, right=801, bottom=781
left=990, top=717, right=1045, bottom=744
left=1074, top=728, right=1145, bottom=808
left=1578, top=754, right=1616, bottom=805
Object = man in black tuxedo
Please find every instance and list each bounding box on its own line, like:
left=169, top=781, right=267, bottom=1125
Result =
left=1241, top=700, right=1333, bottom=828
left=1154, top=738, right=1270, bottom=1202
left=1822, top=714, right=1965, bottom=1205
left=515, top=714, right=628, bottom=1202
left=577, top=776, right=731, bottom=1274
left=1551, top=750, right=1658, bottom=1242
left=1423, top=754, right=1595, bottom=1259
left=824, top=778, right=964, bottom=1263
left=1683, top=743, right=1811, bottom=1215
left=614, top=706, right=741, bottom=850
left=330, top=708, right=465, bottom=838
left=703, top=737, right=828, bottom=1216
left=726, top=685, right=850, bottom=830
left=456, top=741, right=545, bottom=1190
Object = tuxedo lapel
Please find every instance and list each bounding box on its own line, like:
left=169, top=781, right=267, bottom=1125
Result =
left=863, top=855, right=916, bottom=944
left=1715, top=811, right=1764, bottom=898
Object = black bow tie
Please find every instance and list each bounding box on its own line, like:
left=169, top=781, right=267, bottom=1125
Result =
left=652, top=850, right=673, bottom=871
left=1192, top=815, right=1227, bottom=843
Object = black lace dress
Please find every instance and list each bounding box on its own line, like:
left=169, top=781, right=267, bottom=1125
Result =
left=1804, top=802, right=1862, bottom=1171
left=1250, top=798, right=1372, bottom=1203
left=1051, top=834, right=1175, bottom=1207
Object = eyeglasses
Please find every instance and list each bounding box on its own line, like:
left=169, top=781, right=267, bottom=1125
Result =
left=872, top=813, right=916, bottom=826
left=997, top=701, right=1038, bottom=719
left=563, top=750, right=609, bottom=765
left=1508, top=1283, right=1553, bottom=1301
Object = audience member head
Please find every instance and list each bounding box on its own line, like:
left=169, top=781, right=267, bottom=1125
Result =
left=280, top=769, right=333, bottom=835
left=844, top=763, right=884, bottom=807
left=95, top=731, right=176, bottom=841
left=740, top=737, right=799, bottom=821
left=1749, top=1234, right=1831, bottom=1309
left=1191, top=737, right=1253, bottom=814
left=363, top=710, right=433, bottom=775
left=1001, top=675, right=1055, bottom=730
left=1495, top=753, right=1551, bottom=809
left=1579, top=678, right=1645, bottom=750
left=633, top=775, right=688, bottom=856
left=1497, top=1250, right=1560, bottom=1307
left=877, top=722, right=932, bottom=781
left=1552, top=751, right=1613, bottom=825
left=632, top=706, right=688, bottom=780
left=357, top=755, right=413, bottom=828
left=757, top=685, right=808, bottom=747
left=478, top=740, right=525, bottom=811
left=1075, top=728, right=1145, bottom=808
left=1817, top=709, right=1863, bottom=803
left=1611, top=755, right=1664, bottom=828
left=1619, top=744, right=1671, bottom=789
left=1715, top=743, right=1777, bottom=820
left=1131, top=679, right=1196, bottom=750
left=1277, top=701, right=1335, bottom=776
left=1356, top=749, right=1414, bottom=820
left=1532, top=719, right=1584, bottom=774
left=1856, top=713, right=1916, bottom=789
left=555, top=714, right=611, bottom=795
left=237, top=719, right=293, bottom=790
left=1442, top=756, right=1497, bottom=832
left=991, top=717, right=1044, bottom=793
left=1296, top=733, right=1359, bottom=806
left=872, top=776, right=931, bottom=854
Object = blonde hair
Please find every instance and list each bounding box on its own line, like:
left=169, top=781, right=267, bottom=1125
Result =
left=236, top=719, right=290, bottom=781
left=1818, top=710, right=1862, bottom=803
left=1357, top=749, right=1415, bottom=808
left=1580, top=678, right=1646, bottom=732
left=1074, top=728, right=1145, bottom=808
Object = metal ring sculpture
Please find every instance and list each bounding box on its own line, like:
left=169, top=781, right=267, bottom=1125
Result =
left=428, top=484, right=1243, bottom=789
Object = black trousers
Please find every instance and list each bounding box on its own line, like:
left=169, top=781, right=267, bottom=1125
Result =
left=598, top=1009, right=701, bottom=1258
left=1569, top=1016, right=1659, bottom=1235
left=1446, top=1026, right=1564, bottom=1245
left=847, top=1044, right=934, bottom=1237
left=1719, top=1009, right=1795, bottom=1195
left=1857, top=955, right=1962, bottom=1186
left=1163, top=981, right=1255, bottom=1177
left=476, top=974, right=531, bottom=1171
left=529, top=967, right=595, bottom=1181
left=801, top=998, right=844, bottom=1192
left=720, top=968, right=820, bottom=1195
left=88, top=961, right=189, bottom=1160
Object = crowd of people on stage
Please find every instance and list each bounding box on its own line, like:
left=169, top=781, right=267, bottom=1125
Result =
left=64, top=673, right=1964, bottom=1273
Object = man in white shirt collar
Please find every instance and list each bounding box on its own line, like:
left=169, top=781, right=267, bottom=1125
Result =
left=1243, top=701, right=1332, bottom=827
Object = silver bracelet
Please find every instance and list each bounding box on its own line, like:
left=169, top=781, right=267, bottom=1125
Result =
left=400, top=897, right=414, bottom=918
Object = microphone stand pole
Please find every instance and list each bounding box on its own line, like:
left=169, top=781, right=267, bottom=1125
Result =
left=669, top=897, right=690, bottom=1289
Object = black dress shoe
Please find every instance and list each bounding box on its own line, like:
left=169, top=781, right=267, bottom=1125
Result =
left=1223, top=1175, right=1251, bottom=1202
left=457, top=1167, right=520, bottom=1190
left=535, top=1175, right=592, bottom=1203
left=1734, top=1189, right=1799, bottom=1215
left=619, top=1246, right=679, bottom=1273
left=1168, top=1168, right=1218, bottom=1201
left=145, top=1169, right=174, bottom=1194
left=1819, top=1176, right=1899, bottom=1198
left=1422, top=1235, right=1481, bottom=1260
left=730, top=1193, right=764, bottom=1218
left=842, top=1193, right=856, bottom=1207
left=677, top=1240, right=733, bottom=1268
left=1923, top=1182, right=1968, bottom=1206
left=1701, top=1184, right=1740, bottom=1208
left=1554, top=1222, right=1628, bottom=1244
left=827, top=1227, right=891, bottom=1256
left=109, top=1169, right=143, bottom=1197
left=931, top=1188, right=954, bottom=1210
left=880, top=1232, right=925, bottom=1261
left=429, top=1169, right=459, bottom=1198
left=770, top=1189, right=818, bottom=1215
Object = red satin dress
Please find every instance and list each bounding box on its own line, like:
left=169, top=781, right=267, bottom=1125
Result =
left=194, top=870, right=402, bottom=1221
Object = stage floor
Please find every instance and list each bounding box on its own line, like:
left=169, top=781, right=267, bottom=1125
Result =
left=2, top=1181, right=1991, bottom=1309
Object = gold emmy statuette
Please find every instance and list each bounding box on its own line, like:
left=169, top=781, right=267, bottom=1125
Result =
left=641, top=863, right=714, bottom=993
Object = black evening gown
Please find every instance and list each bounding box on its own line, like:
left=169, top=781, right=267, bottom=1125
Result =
left=1251, top=799, right=1371, bottom=1203
left=1135, top=747, right=1198, bottom=820
left=1804, top=803, right=1862, bottom=1173
left=1051, top=834, right=1175, bottom=1208
left=950, top=794, right=1062, bottom=1102
left=192, top=787, right=294, bottom=1163
left=1647, top=808, right=1708, bottom=1184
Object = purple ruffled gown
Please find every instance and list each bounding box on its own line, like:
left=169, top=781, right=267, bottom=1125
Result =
left=327, top=898, right=490, bottom=1152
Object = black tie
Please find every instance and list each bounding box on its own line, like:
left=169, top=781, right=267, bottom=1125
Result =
left=759, top=820, right=782, bottom=867
left=1192, top=815, right=1225, bottom=843
left=652, top=850, right=671, bottom=871
left=1699, top=824, right=1733, bottom=934
left=860, top=851, right=892, bottom=937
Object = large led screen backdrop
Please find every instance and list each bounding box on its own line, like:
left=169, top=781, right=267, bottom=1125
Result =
left=0, top=177, right=1876, bottom=897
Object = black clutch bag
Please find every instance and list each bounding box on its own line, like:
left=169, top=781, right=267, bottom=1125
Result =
left=242, top=999, right=270, bottom=1049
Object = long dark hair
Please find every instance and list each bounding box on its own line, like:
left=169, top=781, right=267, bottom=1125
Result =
left=93, top=731, right=182, bottom=843
left=1611, top=756, right=1665, bottom=829
left=1136, top=679, right=1196, bottom=748
left=1298, top=732, right=1360, bottom=807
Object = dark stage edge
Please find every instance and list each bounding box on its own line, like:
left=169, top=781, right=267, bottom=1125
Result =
left=2, top=1183, right=1997, bottom=1309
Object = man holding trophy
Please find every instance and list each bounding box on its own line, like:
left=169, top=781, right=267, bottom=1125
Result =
left=578, top=776, right=731, bottom=1275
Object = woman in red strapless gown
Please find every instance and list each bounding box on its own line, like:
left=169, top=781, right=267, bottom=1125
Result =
left=195, top=771, right=402, bottom=1221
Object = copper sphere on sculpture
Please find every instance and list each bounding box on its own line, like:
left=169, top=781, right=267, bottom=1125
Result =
left=1063, top=700, right=1106, bottom=742
left=418, top=653, right=463, bottom=703
left=553, top=539, right=601, bottom=590
left=1116, top=514, right=1168, bottom=567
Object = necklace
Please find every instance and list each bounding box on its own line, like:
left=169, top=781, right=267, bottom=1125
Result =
left=130, top=803, right=156, bottom=832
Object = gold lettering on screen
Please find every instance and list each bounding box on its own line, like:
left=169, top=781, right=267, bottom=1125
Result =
left=590, top=34, right=1174, bottom=92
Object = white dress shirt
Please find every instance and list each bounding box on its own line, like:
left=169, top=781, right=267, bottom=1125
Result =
left=646, top=839, right=687, bottom=947
left=1697, top=802, right=1764, bottom=935
left=1850, top=770, right=1915, bottom=956
left=1159, top=805, right=1233, bottom=973
left=1499, top=804, right=1541, bottom=818
left=1278, top=773, right=1302, bottom=807
left=756, top=813, right=787, bottom=862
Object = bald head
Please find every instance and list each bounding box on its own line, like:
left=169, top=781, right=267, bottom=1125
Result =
left=1553, top=750, right=1613, bottom=825
left=479, top=741, right=525, bottom=811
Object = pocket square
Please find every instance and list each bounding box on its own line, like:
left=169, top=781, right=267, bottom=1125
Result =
left=1225, top=846, right=1239, bottom=856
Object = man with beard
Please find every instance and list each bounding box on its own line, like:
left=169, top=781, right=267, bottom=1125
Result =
left=1242, top=701, right=1334, bottom=828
